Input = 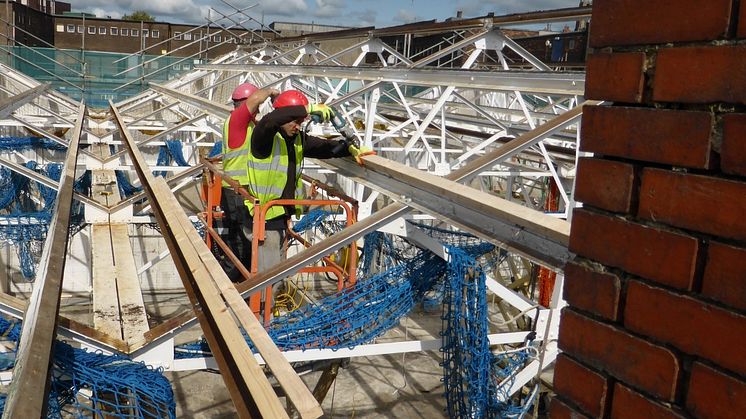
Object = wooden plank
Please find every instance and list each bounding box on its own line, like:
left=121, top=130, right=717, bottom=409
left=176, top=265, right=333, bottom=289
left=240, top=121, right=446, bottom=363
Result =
left=3, top=102, right=84, bottom=418
left=165, top=181, right=322, bottom=419
left=155, top=179, right=288, bottom=419
left=91, top=169, right=121, bottom=207
left=112, top=99, right=290, bottom=418
left=91, top=224, right=122, bottom=339
left=110, top=223, right=149, bottom=343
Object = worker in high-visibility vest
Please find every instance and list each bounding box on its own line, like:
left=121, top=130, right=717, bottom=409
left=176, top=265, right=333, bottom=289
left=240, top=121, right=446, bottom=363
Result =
left=245, top=89, right=373, bottom=277
left=220, top=83, right=279, bottom=282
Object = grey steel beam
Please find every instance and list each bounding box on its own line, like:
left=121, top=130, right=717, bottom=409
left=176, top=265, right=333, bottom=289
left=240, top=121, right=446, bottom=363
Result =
left=105, top=113, right=210, bottom=163
left=149, top=83, right=232, bottom=118
left=3, top=102, right=85, bottom=419
left=0, top=84, right=50, bottom=120
left=196, top=64, right=585, bottom=96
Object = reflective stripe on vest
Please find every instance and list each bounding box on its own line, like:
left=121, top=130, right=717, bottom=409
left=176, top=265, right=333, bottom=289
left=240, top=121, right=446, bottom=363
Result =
left=245, top=132, right=304, bottom=220
left=221, top=115, right=253, bottom=187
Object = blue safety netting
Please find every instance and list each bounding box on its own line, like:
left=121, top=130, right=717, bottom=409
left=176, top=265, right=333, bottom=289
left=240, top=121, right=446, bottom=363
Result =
left=208, top=141, right=222, bottom=158
left=0, top=136, right=67, bottom=151
left=176, top=209, right=538, bottom=417
left=0, top=155, right=89, bottom=279
left=154, top=140, right=190, bottom=178
left=0, top=316, right=175, bottom=418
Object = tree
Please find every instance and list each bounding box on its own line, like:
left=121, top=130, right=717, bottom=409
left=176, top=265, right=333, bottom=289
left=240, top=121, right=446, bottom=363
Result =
left=122, top=10, right=155, bottom=22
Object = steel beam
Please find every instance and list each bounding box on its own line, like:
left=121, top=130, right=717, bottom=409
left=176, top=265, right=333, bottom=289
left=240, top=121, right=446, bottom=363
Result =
left=0, top=83, right=50, bottom=120
left=197, top=64, right=585, bottom=96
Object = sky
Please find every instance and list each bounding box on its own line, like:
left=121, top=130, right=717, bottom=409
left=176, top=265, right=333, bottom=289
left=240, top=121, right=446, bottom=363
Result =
left=72, top=0, right=583, bottom=30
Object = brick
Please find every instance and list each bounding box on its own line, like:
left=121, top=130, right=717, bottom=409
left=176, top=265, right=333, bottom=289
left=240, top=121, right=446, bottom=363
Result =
left=740, top=3, right=746, bottom=38
left=585, top=53, right=646, bottom=103
left=574, top=158, right=636, bottom=213
left=570, top=209, right=699, bottom=290
left=702, top=241, right=746, bottom=311
left=639, top=168, right=746, bottom=241
left=654, top=46, right=746, bottom=104
left=550, top=398, right=591, bottom=419
left=558, top=309, right=679, bottom=401
left=625, top=281, right=746, bottom=376
left=687, top=363, right=746, bottom=419
left=611, top=384, right=686, bottom=419
left=581, top=106, right=715, bottom=169
left=563, top=262, right=621, bottom=321
left=554, top=354, right=610, bottom=417
left=722, top=113, right=746, bottom=176
left=590, top=0, right=732, bottom=47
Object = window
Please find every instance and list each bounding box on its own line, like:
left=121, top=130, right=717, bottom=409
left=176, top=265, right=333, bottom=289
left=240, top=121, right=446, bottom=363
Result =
left=99, top=27, right=106, bottom=35
left=111, top=27, right=118, bottom=35
left=142, top=29, right=149, bottom=37
left=66, top=24, right=75, bottom=33
left=213, top=35, right=221, bottom=42
left=77, top=25, right=83, bottom=33
left=174, top=32, right=181, bottom=40
left=183, top=32, right=192, bottom=41
left=87, top=26, right=95, bottom=34
left=151, top=30, right=159, bottom=38
left=121, top=28, right=129, bottom=36
left=131, top=29, right=139, bottom=36
left=56, top=24, right=64, bottom=32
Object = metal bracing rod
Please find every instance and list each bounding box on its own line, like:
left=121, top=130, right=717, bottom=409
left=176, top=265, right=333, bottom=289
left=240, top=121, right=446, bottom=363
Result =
left=219, top=0, right=280, bottom=37
left=108, top=164, right=205, bottom=214
left=0, top=63, right=78, bottom=112
left=0, top=47, right=83, bottom=91
left=105, top=113, right=210, bottom=163
left=172, top=332, right=532, bottom=370
left=2, top=102, right=84, bottom=419
left=0, top=156, right=105, bottom=216
left=150, top=83, right=231, bottom=118
left=9, top=116, right=102, bottom=162
left=0, top=28, right=84, bottom=77
left=196, top=63, right=584, bottom=96
left=0, top=84, right=50, bottom=120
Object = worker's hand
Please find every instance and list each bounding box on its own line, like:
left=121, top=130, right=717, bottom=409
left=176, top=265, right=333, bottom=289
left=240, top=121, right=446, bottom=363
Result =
left=306, top=103, right=335, bottom=123
left=348, top=144, right=376, bottom=166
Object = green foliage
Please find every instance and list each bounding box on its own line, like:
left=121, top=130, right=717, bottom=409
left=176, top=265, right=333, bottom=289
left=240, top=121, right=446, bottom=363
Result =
left=122, top=10, right=155, bottom=22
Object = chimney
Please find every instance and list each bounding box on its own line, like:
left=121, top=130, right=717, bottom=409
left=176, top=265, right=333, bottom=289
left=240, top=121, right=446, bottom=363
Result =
left=456, top=10, right=463, bottom=19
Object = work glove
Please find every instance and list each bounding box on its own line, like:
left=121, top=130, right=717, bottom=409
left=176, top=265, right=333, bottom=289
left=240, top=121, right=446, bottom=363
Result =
left=348, top=144, right=376, bottom=166
left=306, top=103, right=335, bottom=123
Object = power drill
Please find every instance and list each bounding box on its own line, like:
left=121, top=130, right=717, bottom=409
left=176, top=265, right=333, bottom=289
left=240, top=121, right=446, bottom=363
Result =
left=310, top=106, right=359, bottom=152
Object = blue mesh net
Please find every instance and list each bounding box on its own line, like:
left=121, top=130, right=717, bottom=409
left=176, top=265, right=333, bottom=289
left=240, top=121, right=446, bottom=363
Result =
left=176, top=209, right=539, bottom=417
left=0, top=316, right=176, bottom=418
left=0, top=159, right=88, bottom=279
left=154, top=140, right=190, bottom=178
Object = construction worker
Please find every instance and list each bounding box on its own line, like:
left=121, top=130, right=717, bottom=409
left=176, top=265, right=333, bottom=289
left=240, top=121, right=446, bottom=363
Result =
left=220, top=83, right=279, bottom=282
left=245, top=89, right=373, bottom=276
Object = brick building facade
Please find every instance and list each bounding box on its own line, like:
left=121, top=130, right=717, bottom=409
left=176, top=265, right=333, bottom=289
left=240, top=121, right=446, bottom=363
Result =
left=552, top=0, right=746, bottom=418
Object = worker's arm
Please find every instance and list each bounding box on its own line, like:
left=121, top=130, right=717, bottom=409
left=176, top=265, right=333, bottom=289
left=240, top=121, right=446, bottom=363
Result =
left=251, top=105, right=309, bottom=158
left=303, top=134, right=352, bottom=159
left=244, top=88, right=279, bottom=115
left=226, top=89, right=278, bottom=149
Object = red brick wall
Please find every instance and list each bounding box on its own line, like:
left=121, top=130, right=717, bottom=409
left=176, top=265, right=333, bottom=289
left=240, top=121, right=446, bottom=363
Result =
left=553, top=1, right=746, bottom=418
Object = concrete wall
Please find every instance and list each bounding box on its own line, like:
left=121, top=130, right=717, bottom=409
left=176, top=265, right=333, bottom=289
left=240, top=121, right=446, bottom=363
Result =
left=552, top=0, right=746, bottom=417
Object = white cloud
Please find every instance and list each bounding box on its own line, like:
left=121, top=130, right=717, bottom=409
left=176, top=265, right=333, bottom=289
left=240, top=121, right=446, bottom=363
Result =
left=256, top=0, right=308, bottom=17
left=393, top=9, right=418, bottom=23
left=350, top=9, right=377, bottom=27
left=313, top=0, right=346, bottom=18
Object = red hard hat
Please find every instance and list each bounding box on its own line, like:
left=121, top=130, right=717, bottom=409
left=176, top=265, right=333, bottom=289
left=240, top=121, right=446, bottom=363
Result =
left=272, top=90, right=309, bottom=108
left=231, top=83, right=258, bottom=101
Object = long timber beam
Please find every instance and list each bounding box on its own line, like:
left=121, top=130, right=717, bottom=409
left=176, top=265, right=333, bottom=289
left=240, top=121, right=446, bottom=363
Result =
left=196, top=64, right=585, bottom=96
left=132, top=102, right=596, bottom=350
left=111, top=103, right=321, bottom=418
left=3, top=102, right=84, bottom=419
